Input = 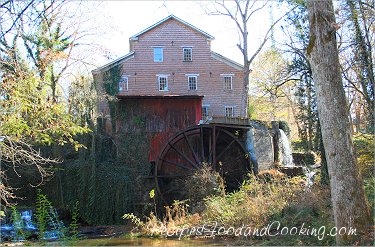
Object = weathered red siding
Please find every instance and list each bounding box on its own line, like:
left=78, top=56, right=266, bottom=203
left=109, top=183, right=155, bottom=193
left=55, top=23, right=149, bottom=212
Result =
left=116, top=96, right=202, bottom=162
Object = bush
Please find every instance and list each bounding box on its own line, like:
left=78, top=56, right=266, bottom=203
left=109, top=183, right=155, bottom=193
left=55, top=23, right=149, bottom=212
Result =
left=353, top=134, right=374, bottom=179
left=262, top=185, right=335, bottom=246
left=184, top=163, right=225, bottom=213
left=203, top=173, right=304, bottom=228
left=353, top=134, right=374, bottom=216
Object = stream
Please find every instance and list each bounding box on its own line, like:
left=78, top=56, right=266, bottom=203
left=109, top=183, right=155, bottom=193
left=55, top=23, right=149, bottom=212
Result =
left=60, top=237, right=229, bottom=246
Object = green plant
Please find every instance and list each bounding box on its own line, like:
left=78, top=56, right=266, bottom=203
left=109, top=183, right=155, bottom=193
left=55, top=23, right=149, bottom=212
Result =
left=11, top=206, right=25, bottom=241
left=133, top=116, right=145, bottom=127
left=35, top=191, right=51, bottom=240
left=68, top=201, right=80, bottom=241
left=35, top=190, right=68, bottom=243
left=122, top=213, right=145, bottom=228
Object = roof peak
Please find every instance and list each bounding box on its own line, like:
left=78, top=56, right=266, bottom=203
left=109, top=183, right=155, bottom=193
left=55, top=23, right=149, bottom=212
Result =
left=130, top=15, right=215, bottom=41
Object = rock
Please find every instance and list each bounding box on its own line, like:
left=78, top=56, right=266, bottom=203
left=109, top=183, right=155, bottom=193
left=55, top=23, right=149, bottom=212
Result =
left=253, top=128, right=274, bottom=171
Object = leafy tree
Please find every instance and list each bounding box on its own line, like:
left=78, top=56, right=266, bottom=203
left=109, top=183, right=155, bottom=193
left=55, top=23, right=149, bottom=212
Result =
left=0, top=0, right=90, bottom=205
left=68, top=75, right=97, bottom=127
left=249, top=48, right=296, bottom=123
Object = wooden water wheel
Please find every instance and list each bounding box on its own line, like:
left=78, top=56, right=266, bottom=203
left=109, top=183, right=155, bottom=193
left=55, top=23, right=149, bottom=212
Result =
left=154, top=124, right=252, bottom=205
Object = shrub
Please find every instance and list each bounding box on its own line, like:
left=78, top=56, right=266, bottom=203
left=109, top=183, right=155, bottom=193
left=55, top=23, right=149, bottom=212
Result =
left=353, top=134, right=374, bottom=215
left=184, top=163, right=225, bottom=213
left=262, top=185, right=335, bottom=246
left=203, top=173, right=304, bottom=228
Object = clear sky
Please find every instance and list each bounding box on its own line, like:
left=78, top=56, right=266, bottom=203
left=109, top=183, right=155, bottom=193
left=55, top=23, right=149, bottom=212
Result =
left=85, top=0, right=278, bottom=67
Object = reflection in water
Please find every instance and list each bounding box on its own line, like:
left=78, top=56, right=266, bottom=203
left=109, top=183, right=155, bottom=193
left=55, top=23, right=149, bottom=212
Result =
left=61, top=237, right=227, bottom=246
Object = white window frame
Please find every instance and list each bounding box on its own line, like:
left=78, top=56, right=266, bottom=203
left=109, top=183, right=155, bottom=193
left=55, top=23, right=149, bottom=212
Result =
left=183, top=47, right=192, bottom=62
left=118, top=76, right=128, bottom=92
left=157, top=75, right=169, bottom=91
left=153, top=47, right=163, bottom=62
left=186, top=74, right=198, bottom=90
left=202, top=105, right=209, bottom=119
left=225, top=106, right=234, bottom=117
left=224, top=76, right=233, bottom=90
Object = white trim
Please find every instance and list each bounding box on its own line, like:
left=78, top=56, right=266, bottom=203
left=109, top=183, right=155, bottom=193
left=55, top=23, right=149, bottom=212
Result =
left=220, top=73, right=235, bottom=76
left=187, top=75, right=198, bottom=90
left=185, top=74, right=199, bottom=77
left=157, top=75, right=169, bottom=91
left=223, top=75, right=233, bottom=90
left=224, top=106, right=235, bottom=117
left=92, top=52, right=135, bottom=73
left=183, top=47, right=193, bottom=62
left=211, top=51, right=243, bottom=71
left=202, top=105, right=209, bottom=118
left=118, top=76, right=129, bottom=92
left=156, top=74, right=170, bottom=77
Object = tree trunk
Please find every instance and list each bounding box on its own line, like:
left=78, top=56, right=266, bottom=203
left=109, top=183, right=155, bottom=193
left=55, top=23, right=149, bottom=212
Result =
left=306, top=79, right=313, bottom=150
left=318, top=121, right=329, bottom=185
left=306, top=1, right=370, bottom=244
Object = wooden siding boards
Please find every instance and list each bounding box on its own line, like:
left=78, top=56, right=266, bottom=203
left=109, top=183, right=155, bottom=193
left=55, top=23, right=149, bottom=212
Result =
left=94, top=15, right=245, bottom=117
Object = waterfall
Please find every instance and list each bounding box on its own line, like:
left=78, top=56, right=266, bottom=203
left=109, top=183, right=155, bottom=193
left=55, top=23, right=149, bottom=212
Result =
left=278, top=129, right=294, bottom=167
left=246, top=129, right=258, bottom=173
left=1, top=209, right=61, bottom=241
left=21, top=210, right=37, bottom=230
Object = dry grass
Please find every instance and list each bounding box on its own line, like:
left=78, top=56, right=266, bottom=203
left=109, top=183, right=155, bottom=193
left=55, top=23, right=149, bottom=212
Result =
left=202, top=172, right=305, bottom=228
left=184, top=163, right=225, bottom=213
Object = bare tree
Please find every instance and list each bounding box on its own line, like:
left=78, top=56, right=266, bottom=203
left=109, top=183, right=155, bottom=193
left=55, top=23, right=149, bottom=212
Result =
left=306, top=0, right=371, bottom=244
left=204, top=0, right=294, bottom=116
left=0, top=0, right=92, bottom=205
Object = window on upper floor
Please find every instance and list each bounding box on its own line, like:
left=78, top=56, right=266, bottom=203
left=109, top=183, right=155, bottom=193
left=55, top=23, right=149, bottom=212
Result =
left=183, top=48, right=192, bottom=62
left=118, top=76, right=128, bottom=92
left=202, top=105, right=209, bottom=119
left=187, top=75, right=198, bottom=90
left=224, top=76, right=233, bottom=90
left=158, top=75, right=168, bottom=91
left=154, top=47, right=163, bottom=62
left=225, top=106, right=234, bottom=117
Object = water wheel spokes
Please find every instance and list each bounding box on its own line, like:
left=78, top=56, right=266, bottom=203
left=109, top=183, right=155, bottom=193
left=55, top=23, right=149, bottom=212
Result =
left=155, top=125, right=252, bottom=205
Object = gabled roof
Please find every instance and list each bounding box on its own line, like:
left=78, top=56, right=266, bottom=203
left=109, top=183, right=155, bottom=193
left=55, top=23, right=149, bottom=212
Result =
left=211, top=51, right=243, bottom=71
left=92, top=52, right=134, bottom=74
left=130, top=15, right=215, bottom=41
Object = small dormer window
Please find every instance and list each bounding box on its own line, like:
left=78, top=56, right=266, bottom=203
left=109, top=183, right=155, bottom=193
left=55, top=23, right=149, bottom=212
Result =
left=118, top=76, right=128, bottom=92
left=183, top=48, right=192, bottom=62
left=154, top=47, right=163, bottom=62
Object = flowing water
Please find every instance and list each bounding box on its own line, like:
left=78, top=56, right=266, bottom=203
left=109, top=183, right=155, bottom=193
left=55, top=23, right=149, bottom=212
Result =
left=278, top=129, right=294, bottom=167
left=246, top=129, right=258, bottom=172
